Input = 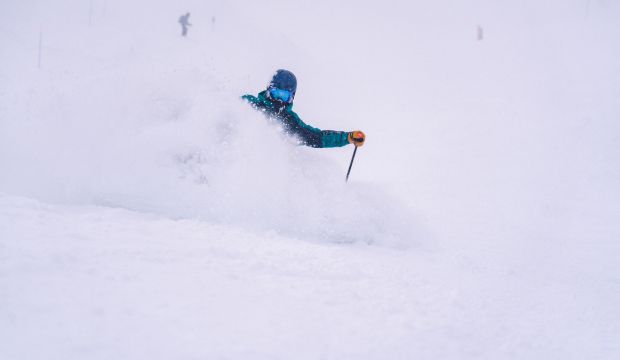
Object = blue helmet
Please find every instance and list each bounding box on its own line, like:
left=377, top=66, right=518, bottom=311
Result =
left=268, top=69, right=297, bottom=103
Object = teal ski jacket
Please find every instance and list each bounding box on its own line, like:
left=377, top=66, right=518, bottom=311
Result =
left=242, top=90, right=351, bottom=148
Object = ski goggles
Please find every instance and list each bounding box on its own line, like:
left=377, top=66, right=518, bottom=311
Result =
left=269, top=87, right=293, bottom=103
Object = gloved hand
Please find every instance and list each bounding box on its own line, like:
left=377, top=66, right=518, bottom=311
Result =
left=348, top=130, right=366, bottom=147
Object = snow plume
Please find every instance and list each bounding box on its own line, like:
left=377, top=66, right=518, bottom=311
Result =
left=0, top=50, right=415, bottom=247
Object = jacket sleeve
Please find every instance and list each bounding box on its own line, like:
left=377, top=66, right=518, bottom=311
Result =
left=241, top=94, right=259, bottom=107
left=320, top=130, right=351, bottom=148
left=290, top=112, right=350, bottom=148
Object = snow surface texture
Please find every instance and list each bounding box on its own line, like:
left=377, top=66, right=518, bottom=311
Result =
left=1, top=0, right=619, bottom=359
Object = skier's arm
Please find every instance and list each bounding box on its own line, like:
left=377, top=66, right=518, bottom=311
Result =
left=241, top=94, right=352, bottom=148
left=290, top=112, right=350, bottom=148
left=320, top=130, right=351, bottom=148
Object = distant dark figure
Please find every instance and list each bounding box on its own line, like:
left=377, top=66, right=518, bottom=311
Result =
left=179, top=12, right=192, bottom=37
left=477, top=25, right=484, bottom=41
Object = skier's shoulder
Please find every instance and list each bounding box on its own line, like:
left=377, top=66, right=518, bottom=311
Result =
left=242, top=90, right=270, bottom=106
left=241, top=93, right=262, bottom=107
left=283, top=103, right=300, bottom=119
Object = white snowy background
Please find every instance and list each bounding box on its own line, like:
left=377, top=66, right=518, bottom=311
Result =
left=1, top=0, right=619, bottom=359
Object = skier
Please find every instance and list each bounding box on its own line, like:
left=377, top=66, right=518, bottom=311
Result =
left=178, top=12, right=192, bottom=37
left=242, top=69, right=366, bottom=148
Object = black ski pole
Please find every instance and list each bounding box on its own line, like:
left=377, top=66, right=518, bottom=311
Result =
left=345, top=146, right=358, bottom=182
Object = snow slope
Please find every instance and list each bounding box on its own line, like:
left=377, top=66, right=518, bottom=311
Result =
left=3, top=195, right=618, bottom=359
left=1, top=0, right=620, bottom=359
